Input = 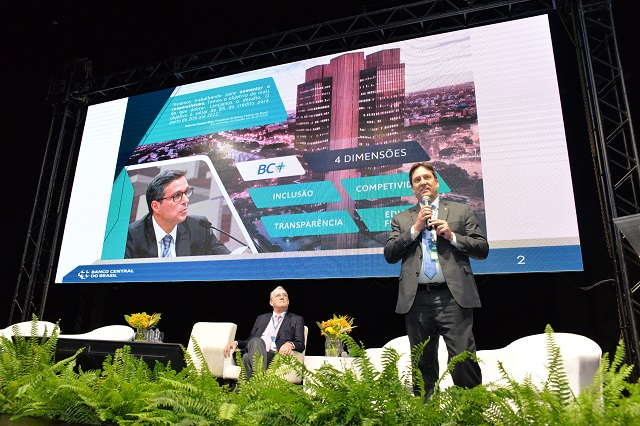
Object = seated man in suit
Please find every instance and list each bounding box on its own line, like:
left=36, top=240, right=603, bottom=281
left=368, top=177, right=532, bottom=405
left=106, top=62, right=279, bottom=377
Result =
left=124, top=169, right=231, bottom=258
left=223, top=285, right=305, bottom=380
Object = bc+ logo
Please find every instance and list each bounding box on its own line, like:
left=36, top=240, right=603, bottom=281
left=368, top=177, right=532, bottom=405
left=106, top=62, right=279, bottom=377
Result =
left=257, top=162, right=286, bottom=175
left=236, top=155, right=305, bottom=182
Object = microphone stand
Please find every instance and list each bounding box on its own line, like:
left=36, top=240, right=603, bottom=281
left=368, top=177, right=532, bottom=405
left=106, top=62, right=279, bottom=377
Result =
left=199, top=219, right=248, bottom=247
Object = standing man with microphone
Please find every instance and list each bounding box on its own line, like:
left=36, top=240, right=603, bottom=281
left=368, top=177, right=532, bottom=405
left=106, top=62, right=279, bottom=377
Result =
left=384, top=161, right=489, bottom=402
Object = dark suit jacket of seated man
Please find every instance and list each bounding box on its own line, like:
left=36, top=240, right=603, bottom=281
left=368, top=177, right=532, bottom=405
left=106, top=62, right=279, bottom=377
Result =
left=224, top=286, right=305, bottom=380
left=124, top=213, right=230, bottom=258
left=123, top=169, right=231, bottom=259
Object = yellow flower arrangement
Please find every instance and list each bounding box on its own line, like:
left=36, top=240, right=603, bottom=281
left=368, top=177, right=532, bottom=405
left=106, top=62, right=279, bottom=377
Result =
left=317, top=314, right=356, bottom=338
left=124, top=312, right=161, bottom=330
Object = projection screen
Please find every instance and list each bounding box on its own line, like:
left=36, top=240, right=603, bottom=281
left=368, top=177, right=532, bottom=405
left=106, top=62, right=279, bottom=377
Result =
left=55, top=14, right=583, bottom=283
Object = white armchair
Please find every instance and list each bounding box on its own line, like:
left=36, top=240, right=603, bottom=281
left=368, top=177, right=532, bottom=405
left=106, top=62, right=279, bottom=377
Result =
left=365, top=335, right=413, bottom=390
left=223, top=325, right=308, bottom=384
left=59, top=325, right=136, bottom=341
left=187, top=322, right=237, bottom=377
left=1, top=320, right=59, bottom=339
left=366, top=332, right=602, bottom=396
left=466, top=332, right=602, bottom=396
left=279, top=325, right=308, bottom=384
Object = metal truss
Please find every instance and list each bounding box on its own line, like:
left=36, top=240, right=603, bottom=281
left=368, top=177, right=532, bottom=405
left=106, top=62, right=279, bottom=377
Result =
left=9, top=60, right=89, bottom=324
left=559, top=0, right=640, bottom=376
left=63, top=0, right=556, bottom=104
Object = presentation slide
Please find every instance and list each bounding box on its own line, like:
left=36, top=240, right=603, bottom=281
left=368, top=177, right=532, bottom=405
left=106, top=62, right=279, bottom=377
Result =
left=55, top=15, right=582, bottom=283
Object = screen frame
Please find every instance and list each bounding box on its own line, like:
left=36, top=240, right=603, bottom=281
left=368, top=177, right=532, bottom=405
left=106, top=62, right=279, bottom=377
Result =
left=54, top=14, right=583, bottom=284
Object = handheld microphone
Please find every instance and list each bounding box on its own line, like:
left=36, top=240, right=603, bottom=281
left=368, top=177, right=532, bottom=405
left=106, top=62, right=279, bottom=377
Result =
left=421, top=196, right=433, bottom=231
left=199, top=219, right=249, bottom=247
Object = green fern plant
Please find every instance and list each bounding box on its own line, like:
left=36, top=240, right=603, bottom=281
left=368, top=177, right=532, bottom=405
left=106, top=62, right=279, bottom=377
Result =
left=428, top=350, right=494, bottom=425
left=3, top=317, right=640, bottom=425
left=298, top=334, right=433, bottom=425
left=572, top=338, right=640, bottom=425
left=463, top=325, right=640, bottom=425
left=0, top=315, right=80, bottom=416
left=231, top=359, right=312, bottom=425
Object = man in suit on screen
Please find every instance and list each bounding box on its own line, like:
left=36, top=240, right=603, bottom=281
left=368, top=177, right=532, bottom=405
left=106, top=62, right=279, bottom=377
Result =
left=223, top=286, right=305, bottom=380
left=124, top=169, right=230, bottom=258
left=384, top=161, right=489, bottom=401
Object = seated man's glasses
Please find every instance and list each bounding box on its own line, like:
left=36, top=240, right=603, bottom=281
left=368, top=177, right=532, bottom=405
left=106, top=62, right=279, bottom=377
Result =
left=273, top=292, right=288, bottom=299
left=160, top=187, right=193, bottom=203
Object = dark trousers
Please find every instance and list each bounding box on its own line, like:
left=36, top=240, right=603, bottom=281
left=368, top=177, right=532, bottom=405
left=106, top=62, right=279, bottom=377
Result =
left=242, top=337, right=276, bottom=380
left=405, top=287, right=481, bottom=401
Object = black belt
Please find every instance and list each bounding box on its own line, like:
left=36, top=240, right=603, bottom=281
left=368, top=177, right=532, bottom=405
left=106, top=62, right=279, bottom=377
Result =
left=417, top=282, right=447, bottom=291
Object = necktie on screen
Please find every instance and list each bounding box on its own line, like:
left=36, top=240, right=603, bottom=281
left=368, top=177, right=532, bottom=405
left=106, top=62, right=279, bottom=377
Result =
left=161, top=234, right=173, bottom=257
left=262, top=314, right=282, bottom=351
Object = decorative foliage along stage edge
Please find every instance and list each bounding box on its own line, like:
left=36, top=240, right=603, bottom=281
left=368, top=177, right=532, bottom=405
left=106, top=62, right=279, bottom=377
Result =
left=1, top=316, right=639, bottom=425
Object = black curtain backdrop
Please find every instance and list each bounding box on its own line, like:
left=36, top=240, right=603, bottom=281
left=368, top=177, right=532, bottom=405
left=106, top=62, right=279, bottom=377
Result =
left=2, top=1, right=636, bottom=359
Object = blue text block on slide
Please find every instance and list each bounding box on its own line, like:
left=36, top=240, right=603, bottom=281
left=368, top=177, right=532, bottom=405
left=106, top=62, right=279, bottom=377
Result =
left=261, top=211, right=359, bottom=238
left=249, top=181, right=342, bottom=208
left=342, top=172, right=451, bottom=201
left=141, top=78, right=287, bottom=145
left=303, top=141, right=429, bottom=173
left=357, top=205, right=414, bottom=232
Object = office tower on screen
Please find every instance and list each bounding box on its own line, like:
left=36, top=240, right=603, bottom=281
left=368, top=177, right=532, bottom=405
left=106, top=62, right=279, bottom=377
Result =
left=295, top=48, right=405, bottom=249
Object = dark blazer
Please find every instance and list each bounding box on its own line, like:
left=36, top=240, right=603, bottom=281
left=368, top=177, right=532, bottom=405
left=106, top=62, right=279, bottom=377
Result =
left=384, top=199, right=489, bottom=313
left=124, top=213, right=231, bottom=258
left=236, top=312, right=306, bottom=353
